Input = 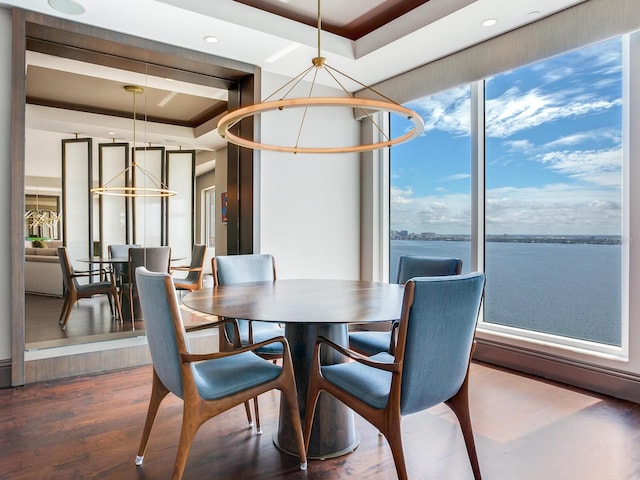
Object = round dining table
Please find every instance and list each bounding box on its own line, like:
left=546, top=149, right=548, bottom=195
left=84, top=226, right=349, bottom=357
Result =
left=182, top=278, right=405, bottom=460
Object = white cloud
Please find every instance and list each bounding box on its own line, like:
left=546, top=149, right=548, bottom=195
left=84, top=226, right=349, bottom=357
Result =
left=536, top=147, right=622, bottom=186
left=440, top=173, right=470, bottom=182
left=391, top=183, right=621, bottom=235
left=542, top=127, right=620, bottom=150
left=504, top=139, right=533, bottom=151
left=485, top=86, right=621, bottom=138
left=408, top=86, right=470, bottom=136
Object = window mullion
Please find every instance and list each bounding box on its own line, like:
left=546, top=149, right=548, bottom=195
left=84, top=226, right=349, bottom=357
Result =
left=470, top=81, right=485, bottom=274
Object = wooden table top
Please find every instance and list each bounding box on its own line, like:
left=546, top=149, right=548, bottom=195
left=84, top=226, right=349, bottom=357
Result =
left=182, top=278, right=405, bottom=324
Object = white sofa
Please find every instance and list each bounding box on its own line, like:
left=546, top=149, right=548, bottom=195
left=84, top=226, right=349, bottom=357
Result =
left=25, top=240, right=63, bottom=296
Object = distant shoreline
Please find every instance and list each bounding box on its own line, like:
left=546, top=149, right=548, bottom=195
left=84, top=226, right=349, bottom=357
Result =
left=390, top=233, right=621, bottom=245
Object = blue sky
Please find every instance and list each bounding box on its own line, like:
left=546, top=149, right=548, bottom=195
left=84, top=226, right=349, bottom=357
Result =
left=390, top=37, right=622, bottom=236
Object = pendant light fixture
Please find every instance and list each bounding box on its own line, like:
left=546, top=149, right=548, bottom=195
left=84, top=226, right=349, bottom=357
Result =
left=91, top=85, right=176, bottom=197
left=25, top=194, right=61, bottom=230
left=217, top=0, right=424, bottom=154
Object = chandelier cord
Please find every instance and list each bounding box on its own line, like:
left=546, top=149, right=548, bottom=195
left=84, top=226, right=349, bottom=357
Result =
left=317, top=0, right=322, bottom=60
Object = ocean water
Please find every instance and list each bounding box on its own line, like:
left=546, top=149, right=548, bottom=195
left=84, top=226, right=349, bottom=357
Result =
left=390, top=240, right=622, bottom=346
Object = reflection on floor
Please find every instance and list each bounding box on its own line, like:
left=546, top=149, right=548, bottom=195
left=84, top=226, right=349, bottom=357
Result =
left=25, top=293, right=145, bottom=349
left=25, top=277, right=214, bottom=350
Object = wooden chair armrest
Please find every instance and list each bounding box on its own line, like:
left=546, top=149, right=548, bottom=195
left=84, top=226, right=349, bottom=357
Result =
left=71, top=268, right=110, bottom=278
left=181, top=335, right=288, bottom=363
left=171, top=266, right=203, bottom=272
left=389, top=320, right=399, bottom=355
left=315, top=336, right=400, bottom=373
left=184, top=316, right=242, bottom=348
left=184, top=316, right=237, bottom=333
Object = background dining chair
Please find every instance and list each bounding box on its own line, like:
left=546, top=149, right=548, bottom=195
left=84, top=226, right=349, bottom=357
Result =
left=120, top=246, right=171, bottom=324
left=172, top=244, right=206, bottom=293
left=304, top=273, right=486, bottom=480
left=134, top=267, right=307, bottom=480
left=349, top=255, right=463, bottom=356
left=212, top=254, right=285, bottom=432
left=57, top=246, right=123, bottom=330
left=108, top=244, right=140, bottom=293
left=212, top=254, right=284, bottom=360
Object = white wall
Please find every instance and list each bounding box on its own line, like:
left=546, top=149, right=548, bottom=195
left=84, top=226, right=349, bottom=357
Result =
left=25, top=128, right=63, bottom=179
left=0, top=8, right=12, bottom=361
left=215, top=147, right=227, bottom=256
left=257, top=72, right=361, bottom=280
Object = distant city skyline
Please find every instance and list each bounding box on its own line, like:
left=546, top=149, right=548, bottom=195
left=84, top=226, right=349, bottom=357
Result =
left=390, top=230, right=621, bottom=245
left=390, top=36, right=622, bottom=236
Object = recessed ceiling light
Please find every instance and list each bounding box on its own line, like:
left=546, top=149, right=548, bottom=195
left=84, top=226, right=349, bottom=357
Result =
left=481, top=18, right=497, bottom=27
left=204, top=36, right=219, bottom=44
left=48, top=0, right=86, bottom=15
left=108, top=131, right=116, bottom=136
left=528, top=10, right=541, bottom=18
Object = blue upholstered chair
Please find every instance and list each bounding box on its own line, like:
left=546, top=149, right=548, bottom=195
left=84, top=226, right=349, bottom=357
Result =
left=212, top=254, right=286, bottom=432
left=134, top=267, right=307, bottom=480
left=172, top=244, right=207, bottom=293
left=212, top=254, right=284, bottom=361
left=349, top=255, right=463, bottom=356
left=303, top=273, right=485, bottom=480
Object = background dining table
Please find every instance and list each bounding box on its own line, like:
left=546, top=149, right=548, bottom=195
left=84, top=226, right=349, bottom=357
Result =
left=182, top=278, right=405, bottom=459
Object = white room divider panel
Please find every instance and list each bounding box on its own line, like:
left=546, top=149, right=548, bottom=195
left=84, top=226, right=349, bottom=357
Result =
left=166, top=150, right=195, bottom=260
left=133, top=146, right=165, bottom=247
left=62, top=138, right=92, bottom=273
left=97, top=142, right=130, bottom=255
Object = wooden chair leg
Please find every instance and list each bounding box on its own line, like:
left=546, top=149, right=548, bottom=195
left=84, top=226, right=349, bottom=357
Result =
left=106, top=293, right=115, bottom=318
left=280, top=382, right=307, bottom=470
left=60, top=292, right=76, bottom=329
left=136, top=369, right=170, bottom=466
left=58, top=294, right=71, bottom=325
left=385, top=422, right=408, bottom=480
left=302, top=380, right=321, bottom=454
left=244, top=401, right=253, bottom=427
left=253, top=396, right=262, bottom=435
left=446, top=373, right=482, bottom=480
left=112, top=289, right=124, bottom=325
left=172, top=407, right=204, bottom=480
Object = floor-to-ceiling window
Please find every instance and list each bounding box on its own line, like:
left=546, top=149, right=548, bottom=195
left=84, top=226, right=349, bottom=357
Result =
left=390, top=36, right=624, bottom=354
left=389, top=86, right=472, bottom=282
left=483, top=37, right=623, bottom=349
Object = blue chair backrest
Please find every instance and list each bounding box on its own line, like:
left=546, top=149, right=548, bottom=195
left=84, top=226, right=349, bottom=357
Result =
left=399, top=273, right=485, bottom=416
left=396, top=255, right=462, bottom=284
left=215, top=254, right=275, bottom=285
left=136, top=267, right=186, bottom=398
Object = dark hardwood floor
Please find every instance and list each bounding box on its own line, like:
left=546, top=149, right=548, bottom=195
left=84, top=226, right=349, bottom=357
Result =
left=1, top=361, right=639, bottom=479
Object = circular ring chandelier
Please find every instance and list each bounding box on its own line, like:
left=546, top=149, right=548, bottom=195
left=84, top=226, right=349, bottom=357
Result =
left=91, top=85, right=176, bottom=198
left=218, top=97, right=423, bottom=154
left=217, top=0, right=424, bottom=154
